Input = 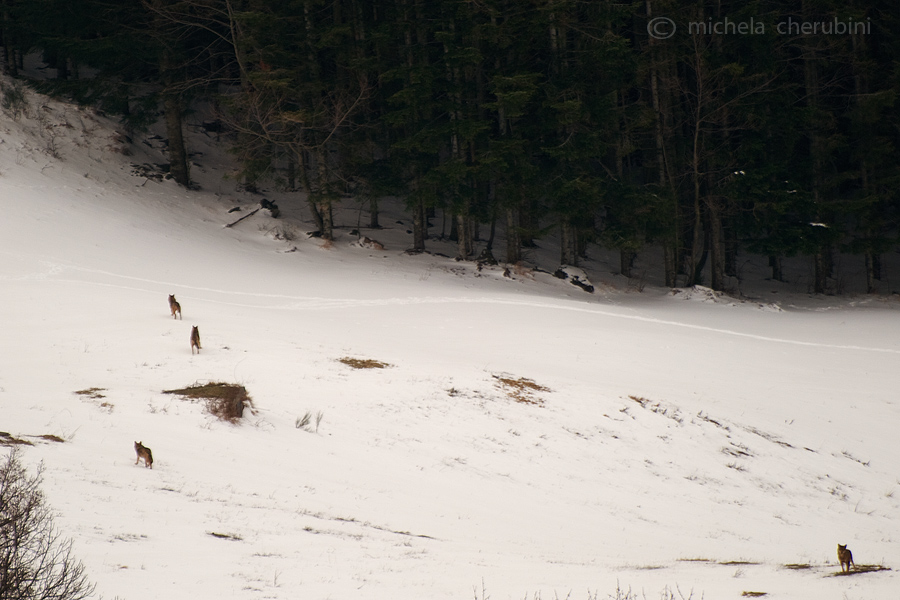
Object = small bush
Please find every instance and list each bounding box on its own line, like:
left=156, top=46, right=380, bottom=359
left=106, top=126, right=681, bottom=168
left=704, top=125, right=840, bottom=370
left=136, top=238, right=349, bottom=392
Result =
left=0, top=449, right=96, bottom=600
left=163, top=382, right=255, bottom=423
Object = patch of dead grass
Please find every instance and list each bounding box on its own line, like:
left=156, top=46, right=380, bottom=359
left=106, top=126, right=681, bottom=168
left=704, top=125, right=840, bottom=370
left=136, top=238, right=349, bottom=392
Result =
left=0, top=433, right=32, bottom=446
left=831, top=564, right=891, bottom=576
left=493, top=374, right=550, bottom=406
left=0, top=433, right=66, bottom=447
left=338, top=357, right=392, bottom=370
left=207, top=531, right=243, bottom=541
left=74, top=387, right=113, bottom=412
left=163, top=382, right=254, bottom=423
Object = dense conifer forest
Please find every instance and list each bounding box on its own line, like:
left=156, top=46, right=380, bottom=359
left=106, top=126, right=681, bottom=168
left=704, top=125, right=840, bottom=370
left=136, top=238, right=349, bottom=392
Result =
left=2, top=0, right=898, bottom=292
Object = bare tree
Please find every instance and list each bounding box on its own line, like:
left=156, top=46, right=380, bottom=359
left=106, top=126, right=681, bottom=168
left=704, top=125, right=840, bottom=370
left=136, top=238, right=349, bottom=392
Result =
left=0, top=449, right=95, bottom=600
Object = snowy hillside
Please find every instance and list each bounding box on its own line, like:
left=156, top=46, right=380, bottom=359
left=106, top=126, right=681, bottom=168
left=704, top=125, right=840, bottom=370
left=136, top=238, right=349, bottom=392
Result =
left=1, top=81, right=898, bottom=600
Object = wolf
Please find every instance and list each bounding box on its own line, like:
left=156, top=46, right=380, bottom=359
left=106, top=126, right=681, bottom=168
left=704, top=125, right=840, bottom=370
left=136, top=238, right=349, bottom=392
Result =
left=190, top=325, right=201, bottom=354
left=168, top=294, right=182, bottom=320
left=838, top=544, right=854, bottom=572
left=134, top=441, right=153, bottom=469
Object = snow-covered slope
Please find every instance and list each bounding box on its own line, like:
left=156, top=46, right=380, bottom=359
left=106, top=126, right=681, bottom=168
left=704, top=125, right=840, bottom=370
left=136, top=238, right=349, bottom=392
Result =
left=1, top=80, right=898, bottom=600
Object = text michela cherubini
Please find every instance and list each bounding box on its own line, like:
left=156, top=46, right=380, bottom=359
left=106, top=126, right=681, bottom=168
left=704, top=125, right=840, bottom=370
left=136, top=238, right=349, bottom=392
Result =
left=688, top=17, right=870, bottom=36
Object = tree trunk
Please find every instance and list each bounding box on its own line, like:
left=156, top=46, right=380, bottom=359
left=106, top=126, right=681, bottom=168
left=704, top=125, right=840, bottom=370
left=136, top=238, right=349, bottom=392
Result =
left=560, top=220, right=577, bottom=266
left=485, top=208, right=496, bottom=252
left=724, top=221, right=738, bottom=278
left=456, top=214, right=471, bottom=259
left=865, top=252, right=876, bottom=294
left=769, top=255, right=783, bottom=282
left=802, top=0, right=828, bottom=295
left=505, top=207, right=521, bottom=264
left=664, top=245, right=677, bottom=288
left=318, top=200, right=333, bottom=240
left=160, top=47, right=190, bottom=188
left=412, top=196, right=426, bottom=252
left=620, top=250, right=635, bottom=278
left=708, top=199, right=725, bottom=291
left=646, top=0, right=677, bottom=288
left=1, top=0, right=17, bottom=78
left=369, top=197, right=380, bottom=229
left=314, top=147, right=334, bottom=240
left=814, top=250, right=827, bottom=294
left=163, top=93, right=190, bottom=187
left=307, top=198, right=324, bottom=232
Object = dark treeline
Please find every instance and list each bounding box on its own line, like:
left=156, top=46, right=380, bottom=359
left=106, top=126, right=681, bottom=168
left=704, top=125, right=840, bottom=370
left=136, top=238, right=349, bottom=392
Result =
left=2, top=0, right=899, bottom=292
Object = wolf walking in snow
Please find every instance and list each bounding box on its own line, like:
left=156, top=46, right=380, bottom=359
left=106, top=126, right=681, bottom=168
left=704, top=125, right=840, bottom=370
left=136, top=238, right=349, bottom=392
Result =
left=168, top=294, right=182, bottom=320
left=134, top=441, right=153, bottom=469
left=838, top=544, right=854, bottom=572
left=190, top=325, right=201, bottom=354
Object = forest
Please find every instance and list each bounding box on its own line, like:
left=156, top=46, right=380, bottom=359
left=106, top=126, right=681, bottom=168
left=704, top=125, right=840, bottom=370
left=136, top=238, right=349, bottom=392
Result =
left=1, top=0, right=898, bottom=293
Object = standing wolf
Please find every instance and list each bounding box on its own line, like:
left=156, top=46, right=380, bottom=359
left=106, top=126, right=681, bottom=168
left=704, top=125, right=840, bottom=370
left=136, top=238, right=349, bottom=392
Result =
left=190, top=326, right=201, bottom=354
left=168, top=294, right=182, bottom=319
left=838, top=544, right=854, bottom=572
left=134, top=441, right=153, bottom=469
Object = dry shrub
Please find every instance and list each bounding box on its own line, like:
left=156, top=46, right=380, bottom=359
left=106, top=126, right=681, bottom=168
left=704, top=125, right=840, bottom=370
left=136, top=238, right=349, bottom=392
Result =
left=338, top=357, right=391, bottom=370
left=0, top=449, right=96, bottom=600
left=163, top=382, right=255, bottom=423
left=493, top=374, right=550, bottom=406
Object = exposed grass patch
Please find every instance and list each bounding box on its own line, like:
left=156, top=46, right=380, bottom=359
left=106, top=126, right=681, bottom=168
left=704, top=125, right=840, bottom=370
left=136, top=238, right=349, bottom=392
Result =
left=719, top=560, right=760, bottom=566
left=782, top=563, right=812, bottom=570
left=741, top=592, right=767, bottom=597
left=207, top=532, right=243, bottom=541
left=338, top=357, right=392, bottom=369
left=831, top=564, right=891, bottom=576
left=0, top=433, right=66, bottom=447
left=629, top=395, right=650, bottom=407
left=163, top=382, right=255, bottom=423
left=628, top=394, right=684, bottom=423
left=493, top=374, right=550, bottom=405
left=0, top=433, right=32, bottom=446
left=745, top=426, right=795, bottom=449
left=74, top=387, right=113, bottom=412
